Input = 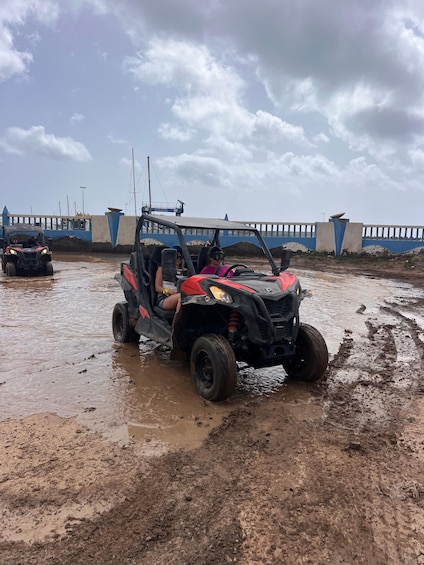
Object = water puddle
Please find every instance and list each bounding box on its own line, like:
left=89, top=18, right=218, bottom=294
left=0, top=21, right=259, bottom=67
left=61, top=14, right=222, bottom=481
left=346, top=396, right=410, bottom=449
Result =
left=0, top=253, right=418, bottom=453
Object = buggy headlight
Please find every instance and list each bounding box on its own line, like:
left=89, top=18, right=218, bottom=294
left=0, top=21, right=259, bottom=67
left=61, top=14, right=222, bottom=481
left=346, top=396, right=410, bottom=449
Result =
left=41, top=248, right=48, bottom=255
left=209, top=286, right=233, bottom=304
left=10, top=249, right=17, bottom=255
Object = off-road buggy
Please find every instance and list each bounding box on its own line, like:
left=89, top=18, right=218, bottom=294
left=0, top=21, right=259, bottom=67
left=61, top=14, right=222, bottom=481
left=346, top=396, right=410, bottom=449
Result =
left=1, top=224, right=53, bottom=276
left=113, top=214, right=328, bottom=401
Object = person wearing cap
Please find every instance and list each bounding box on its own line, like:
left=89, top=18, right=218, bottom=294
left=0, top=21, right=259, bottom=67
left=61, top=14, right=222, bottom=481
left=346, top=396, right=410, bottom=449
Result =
left=172, top=245, right=185, bottom=275
left=200, top=246, right=234, bottom=278
left=155, top=245, right=183, bottom=311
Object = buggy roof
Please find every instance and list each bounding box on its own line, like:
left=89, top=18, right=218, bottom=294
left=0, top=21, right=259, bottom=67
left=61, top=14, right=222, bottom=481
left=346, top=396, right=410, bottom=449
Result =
left=3, top=224, right=44, bottom=235
left=142, top=214, right=255, bottom=232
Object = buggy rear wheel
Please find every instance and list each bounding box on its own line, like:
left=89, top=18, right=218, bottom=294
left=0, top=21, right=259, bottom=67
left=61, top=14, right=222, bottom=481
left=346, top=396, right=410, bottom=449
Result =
left=283, top=323, right=328, bottom=382
left=112, top=301, right=139, bottom=343
left=190, top=334, right=237, bottom=401
left=5, top=262, right=16, bottom=277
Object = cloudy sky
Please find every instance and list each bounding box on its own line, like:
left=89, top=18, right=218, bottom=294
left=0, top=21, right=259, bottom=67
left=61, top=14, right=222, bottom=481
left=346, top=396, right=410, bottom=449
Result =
left=1, top=0, right=424, bottom=225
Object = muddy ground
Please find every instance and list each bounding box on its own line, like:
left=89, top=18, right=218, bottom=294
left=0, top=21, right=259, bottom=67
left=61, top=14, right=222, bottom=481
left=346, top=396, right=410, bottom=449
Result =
left=1, top=254, right=424, bottom=564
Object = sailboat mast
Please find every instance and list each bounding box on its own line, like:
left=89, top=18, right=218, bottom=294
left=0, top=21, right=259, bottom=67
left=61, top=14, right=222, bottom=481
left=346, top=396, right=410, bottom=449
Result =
left=131, top=147, right=137, bottom=217
left=147, top=155, right=152, bottom=213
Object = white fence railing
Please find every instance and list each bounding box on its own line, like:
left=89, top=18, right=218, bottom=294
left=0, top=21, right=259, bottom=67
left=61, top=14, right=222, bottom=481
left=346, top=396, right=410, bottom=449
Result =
left=363, top=224, right=424, bottom=240
left=5, top=214, right=91, bottom=231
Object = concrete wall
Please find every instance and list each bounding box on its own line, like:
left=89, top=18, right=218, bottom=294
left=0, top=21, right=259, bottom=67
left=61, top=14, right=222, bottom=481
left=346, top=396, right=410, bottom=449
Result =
left=342, top=223, right=363, bottom=254
left=91, top=214, right=137, bottom=247
left=91, top=215, right=110, bottom=243
left=117, top=215, right=138, bottom=246
left=315, top=222, right=335, bottom=253
left=6, top=206, right=421, bottom=254
left=93, top=216, right=366, bottom=253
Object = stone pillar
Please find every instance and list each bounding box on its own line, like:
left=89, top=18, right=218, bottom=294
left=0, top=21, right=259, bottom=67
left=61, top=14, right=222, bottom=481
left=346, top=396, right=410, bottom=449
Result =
left=2, top=206, right=10, bottom=227
left=315, top=222, right=335, bottom=254
left=316, top=218, right=363, bottom=255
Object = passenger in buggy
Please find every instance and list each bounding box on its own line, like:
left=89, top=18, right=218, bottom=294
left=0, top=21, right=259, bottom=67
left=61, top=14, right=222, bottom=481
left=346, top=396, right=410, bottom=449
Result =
left=155, top=245, right=183, bottom=312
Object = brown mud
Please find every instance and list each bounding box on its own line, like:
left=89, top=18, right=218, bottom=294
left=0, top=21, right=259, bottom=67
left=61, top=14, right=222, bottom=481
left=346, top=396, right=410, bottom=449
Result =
left=1, top=254, right=424, bottom=564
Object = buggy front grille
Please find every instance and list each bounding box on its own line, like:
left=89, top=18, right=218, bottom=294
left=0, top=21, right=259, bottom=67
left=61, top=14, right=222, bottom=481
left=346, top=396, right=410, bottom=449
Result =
left=19, top=252, right=38, bottom=269
left=260, top=295, right=296, bottom=343
left=262, top=295, right=294, bottom=317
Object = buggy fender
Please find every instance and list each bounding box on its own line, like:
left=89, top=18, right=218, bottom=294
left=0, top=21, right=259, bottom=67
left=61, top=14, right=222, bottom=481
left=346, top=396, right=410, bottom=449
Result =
left=116, top=263, right=139, bottom=291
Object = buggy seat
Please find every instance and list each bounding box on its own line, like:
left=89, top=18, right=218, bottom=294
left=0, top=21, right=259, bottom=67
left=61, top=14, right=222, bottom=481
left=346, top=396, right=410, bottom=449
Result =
left=148, top=246, right=174, bottom=321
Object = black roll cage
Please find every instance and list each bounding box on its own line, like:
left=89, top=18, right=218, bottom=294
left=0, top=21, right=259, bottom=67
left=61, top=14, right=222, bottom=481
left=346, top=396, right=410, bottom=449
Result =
left=135, top=213, right=283, bottom=277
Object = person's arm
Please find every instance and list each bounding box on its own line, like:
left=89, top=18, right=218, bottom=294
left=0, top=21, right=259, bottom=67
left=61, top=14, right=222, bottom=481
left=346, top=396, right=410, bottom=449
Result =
left=155, top=267, right=177, bottom=296
left=155, top=267, right=165, bottom=293
left=219, top=265, right=234, bottom=277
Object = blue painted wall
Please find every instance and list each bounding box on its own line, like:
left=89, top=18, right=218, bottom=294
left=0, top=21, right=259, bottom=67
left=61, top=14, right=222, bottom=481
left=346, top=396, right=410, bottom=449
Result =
left=3, top=206, right=424, bottom=255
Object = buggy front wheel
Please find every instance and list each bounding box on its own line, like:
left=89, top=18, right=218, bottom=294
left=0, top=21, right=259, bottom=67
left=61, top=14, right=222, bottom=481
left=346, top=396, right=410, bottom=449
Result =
left=190, top=334, right=237, bottom=401
left=112, top=302, right=139, bottom=343
left=5, top=262, right=16, bottom=277
left=45, top=262, right=53, bottom=276
left=283, top=323, right=328, bottom=382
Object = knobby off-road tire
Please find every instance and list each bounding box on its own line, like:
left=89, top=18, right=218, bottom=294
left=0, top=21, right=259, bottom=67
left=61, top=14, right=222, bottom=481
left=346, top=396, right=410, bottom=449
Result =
left=45, top=262, right=54, bottom=276
left=5, top=262, right=16, bottom=277
left=190, top=334, right=237, bottom=401
left=112, top=301, right=139, bottom=343
left=283, top=323, right=328, bottom=382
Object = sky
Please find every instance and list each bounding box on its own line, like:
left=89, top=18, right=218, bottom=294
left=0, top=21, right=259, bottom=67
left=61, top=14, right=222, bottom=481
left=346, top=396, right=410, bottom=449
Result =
left=1, top=0, right=424, bottom=225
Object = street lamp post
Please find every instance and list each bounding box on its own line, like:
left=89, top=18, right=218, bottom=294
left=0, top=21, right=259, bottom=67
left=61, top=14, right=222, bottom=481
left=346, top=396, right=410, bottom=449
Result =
left=80, top=186, right=86, bottom=215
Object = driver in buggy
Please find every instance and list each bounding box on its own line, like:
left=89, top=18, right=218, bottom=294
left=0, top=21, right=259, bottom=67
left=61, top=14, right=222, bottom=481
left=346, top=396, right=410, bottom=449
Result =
left=200, top=246, right=234, bottom=278
left=28, top=236, right=39, bottom=246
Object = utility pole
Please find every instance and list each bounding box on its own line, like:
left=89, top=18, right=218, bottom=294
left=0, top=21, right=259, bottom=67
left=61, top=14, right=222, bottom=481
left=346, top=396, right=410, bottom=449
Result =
left=147, top=156, right=152, bottom=213
left=80, top=186, right=86, bottom=215
left=132, top=148, right=137, bottom=217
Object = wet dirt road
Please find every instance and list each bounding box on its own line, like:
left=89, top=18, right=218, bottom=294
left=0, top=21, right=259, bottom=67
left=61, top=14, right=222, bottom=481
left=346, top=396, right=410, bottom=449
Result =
left=1, top=252, right=421, bottom=454
left=2, top=253, right=424, bottom=564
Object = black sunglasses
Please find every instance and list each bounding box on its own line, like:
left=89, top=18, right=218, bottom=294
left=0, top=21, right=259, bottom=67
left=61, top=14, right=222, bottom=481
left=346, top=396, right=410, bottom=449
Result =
left=212, top=252, right=225, bottom=260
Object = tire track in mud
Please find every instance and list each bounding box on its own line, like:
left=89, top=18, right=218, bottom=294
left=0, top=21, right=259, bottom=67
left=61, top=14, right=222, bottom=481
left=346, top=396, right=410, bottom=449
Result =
left=315, top=296, right=424, bottom=565
left=363, top=461, right=418, bottom=565
left=322, top=301, right=424, bottom=435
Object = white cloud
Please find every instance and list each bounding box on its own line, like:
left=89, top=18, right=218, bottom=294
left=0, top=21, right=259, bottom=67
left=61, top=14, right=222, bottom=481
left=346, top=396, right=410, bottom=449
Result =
left=158, top=123, right=193, bottom=142
left=2, top=125, right=92, bottom=161
left=95, top=0, right=424, bottom=157
left=253, top=111, right=311, bottom=147
left=0, top=0, right=59, bottom=81
left=313, top=133, right=330, bottom=144
left=126, top=39, right=250, bottom=139
left=0, top=25, right=32, bottom=80
left=0, top=1, right=59, bottom=25
left=126, top=37, right=312, bottom=150
left=158, top=153, right=230, bottom=188
left=70, top=112, right=85, bottom=124
left=107, top=134, right=128, bottom=145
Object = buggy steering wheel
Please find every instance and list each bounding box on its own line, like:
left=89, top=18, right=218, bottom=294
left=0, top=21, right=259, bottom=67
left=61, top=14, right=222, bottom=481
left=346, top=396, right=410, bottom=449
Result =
left=221, top=263, right=248, bottom=277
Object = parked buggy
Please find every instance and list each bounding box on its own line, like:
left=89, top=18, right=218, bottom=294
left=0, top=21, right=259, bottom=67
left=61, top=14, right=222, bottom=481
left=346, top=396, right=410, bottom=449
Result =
left=113, top=214, right=328, bottom=401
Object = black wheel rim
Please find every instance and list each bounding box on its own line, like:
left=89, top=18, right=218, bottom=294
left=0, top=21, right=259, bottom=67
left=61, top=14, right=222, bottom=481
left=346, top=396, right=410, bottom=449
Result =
left=287, top=339, right=307, bottom=371
left=196, top=351, right=214, bottom=389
